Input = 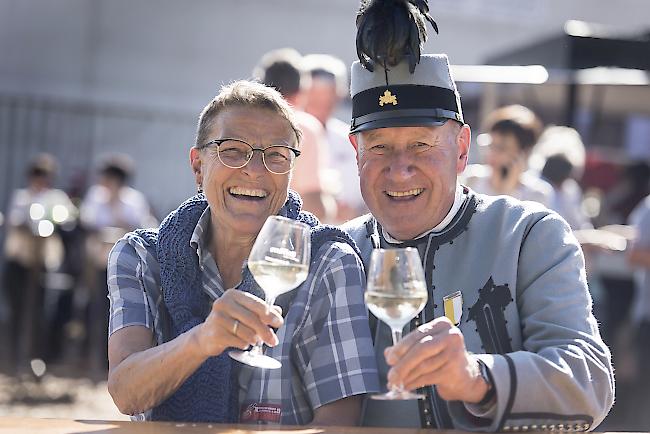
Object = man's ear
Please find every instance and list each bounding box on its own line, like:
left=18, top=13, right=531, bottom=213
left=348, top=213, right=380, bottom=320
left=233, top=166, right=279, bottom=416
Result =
left=456, top=124, right=471, bottom=174
left=189, top=147, right=203, bottom=186
left=349, top=134, right=360, bottom=164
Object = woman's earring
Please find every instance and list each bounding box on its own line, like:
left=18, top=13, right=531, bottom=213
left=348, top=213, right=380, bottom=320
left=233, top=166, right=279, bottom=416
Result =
left=197, top=184, right=203, bottom=194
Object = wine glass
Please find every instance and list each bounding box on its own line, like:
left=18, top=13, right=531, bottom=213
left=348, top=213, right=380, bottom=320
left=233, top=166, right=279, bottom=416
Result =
left=229, top=215, right=311, bottom=369
left=365, top=247, right=428, bottom=400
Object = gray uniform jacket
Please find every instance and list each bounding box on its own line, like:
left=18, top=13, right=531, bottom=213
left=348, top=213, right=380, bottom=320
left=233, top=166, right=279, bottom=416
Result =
left=341, top=187, right=614, bottom=432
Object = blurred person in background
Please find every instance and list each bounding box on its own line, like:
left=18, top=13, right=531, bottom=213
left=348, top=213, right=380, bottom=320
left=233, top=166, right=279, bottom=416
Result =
left=2, top=153, right=77, bottom=371
left=80, top=154, right=157, bottom=371
left=530, top=126, right=592, bottom=230
left=626, top=193, right=650, bottom=430
left=601, top=161, right=650, bottom=225
left=106, top=81, right=378, bottom=424
left=463, top=105, right=554, bottom=207
left=302, top=54, right=366, bottom=222
left=253, top=48, right=336, bottom=222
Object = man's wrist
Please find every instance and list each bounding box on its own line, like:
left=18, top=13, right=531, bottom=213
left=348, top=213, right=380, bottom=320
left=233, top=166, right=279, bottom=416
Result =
left=475, top=359, right=496, bottom=407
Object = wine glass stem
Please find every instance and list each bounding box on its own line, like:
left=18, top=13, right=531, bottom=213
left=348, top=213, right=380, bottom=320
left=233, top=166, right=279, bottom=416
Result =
left=249, top=295, right=278, bottom=355
left=390, top=327, right=406, bottom=393
left=391, top=328, right=402, bottom=346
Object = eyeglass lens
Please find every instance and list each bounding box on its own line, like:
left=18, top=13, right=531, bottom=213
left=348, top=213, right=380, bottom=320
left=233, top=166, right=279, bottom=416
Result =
left=216, top=139, right=295, bottom=174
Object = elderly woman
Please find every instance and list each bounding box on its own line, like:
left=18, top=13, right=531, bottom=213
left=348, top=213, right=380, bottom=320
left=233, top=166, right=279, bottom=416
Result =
left=106, top=81, right=379, bottom=425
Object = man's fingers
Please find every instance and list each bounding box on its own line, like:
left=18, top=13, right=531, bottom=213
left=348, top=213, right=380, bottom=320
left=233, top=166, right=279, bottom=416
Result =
left=401, top=368, right=445, bottom=392
left=385, top=318, right=452, bottom=365
left=385, top=327, right=427, bottom=364
left=270, top=305, right=283, bottom=317
left=398, top=348, right=453, bottom=390
left=400, top=345, right=451, bottom=387
left=386, top=335, right=446, bottom=385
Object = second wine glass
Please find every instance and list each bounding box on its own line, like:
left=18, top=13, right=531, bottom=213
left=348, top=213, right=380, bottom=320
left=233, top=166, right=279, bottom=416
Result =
left=229, top=215, right=311, bottom=369
left=365, top=247, right=428, bottom=400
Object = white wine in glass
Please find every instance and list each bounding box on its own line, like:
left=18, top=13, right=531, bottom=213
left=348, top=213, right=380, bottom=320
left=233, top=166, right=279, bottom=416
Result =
left=365, top=247, right=428, bottom=400
left=229, top=215, right=311, bottom=369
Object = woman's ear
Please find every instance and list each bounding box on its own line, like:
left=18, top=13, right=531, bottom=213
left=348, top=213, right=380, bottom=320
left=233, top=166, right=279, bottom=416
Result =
left=189, top=147, right=203, bottom=187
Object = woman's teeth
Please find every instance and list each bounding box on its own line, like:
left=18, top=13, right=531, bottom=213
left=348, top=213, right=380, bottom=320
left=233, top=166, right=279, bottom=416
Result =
left=229, top=187, right=267, bottom=197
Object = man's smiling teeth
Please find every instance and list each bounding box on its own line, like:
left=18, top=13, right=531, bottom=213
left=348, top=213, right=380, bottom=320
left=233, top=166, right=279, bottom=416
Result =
left=386, top=188, right=423, bottom=198
left=229, top=187, right=267, bottom=197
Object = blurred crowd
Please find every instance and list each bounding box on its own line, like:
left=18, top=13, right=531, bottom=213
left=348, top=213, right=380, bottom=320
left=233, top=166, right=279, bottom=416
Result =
left=0, top=49, right=649, bottom=430
left=0, top=153, right=156, bottom=379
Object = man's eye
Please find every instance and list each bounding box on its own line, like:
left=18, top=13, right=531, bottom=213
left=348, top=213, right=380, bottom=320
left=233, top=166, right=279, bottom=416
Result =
left=369, top=144, right=387, bottom=154
left=413, top=142, right=432, bottom=151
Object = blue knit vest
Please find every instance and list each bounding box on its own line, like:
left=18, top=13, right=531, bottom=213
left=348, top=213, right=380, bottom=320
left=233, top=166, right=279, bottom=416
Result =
left=136, top=191, right=361, bottom=423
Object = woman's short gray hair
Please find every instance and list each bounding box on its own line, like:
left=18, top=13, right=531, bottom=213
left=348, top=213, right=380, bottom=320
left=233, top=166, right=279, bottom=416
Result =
left=195, top=80, right=302, bottom=147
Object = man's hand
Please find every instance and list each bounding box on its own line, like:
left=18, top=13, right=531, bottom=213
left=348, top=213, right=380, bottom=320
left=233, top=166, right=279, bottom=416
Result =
left=384, top=316, right=489, bottom=404
left=193, top=290, right=284, bottom=358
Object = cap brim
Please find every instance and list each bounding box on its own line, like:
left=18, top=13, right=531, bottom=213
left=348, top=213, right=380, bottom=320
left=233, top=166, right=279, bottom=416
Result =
left=350, top=117, right=449, bottom=134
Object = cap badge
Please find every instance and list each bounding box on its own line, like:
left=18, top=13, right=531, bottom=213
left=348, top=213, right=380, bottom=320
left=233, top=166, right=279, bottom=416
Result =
left=379, top=89, right=398, bottom=107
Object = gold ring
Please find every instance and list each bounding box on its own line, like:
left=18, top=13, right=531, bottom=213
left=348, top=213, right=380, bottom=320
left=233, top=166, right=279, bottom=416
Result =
left=232, top=319, right=239, bottom=335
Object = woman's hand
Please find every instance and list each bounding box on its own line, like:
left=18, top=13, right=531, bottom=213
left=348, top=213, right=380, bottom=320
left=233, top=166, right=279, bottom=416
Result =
left=194, top=290, right=284, bottom=358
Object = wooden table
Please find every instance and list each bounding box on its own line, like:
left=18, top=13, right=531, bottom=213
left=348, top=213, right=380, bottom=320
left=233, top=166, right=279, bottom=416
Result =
left=0, top=417, right=441, bottom=434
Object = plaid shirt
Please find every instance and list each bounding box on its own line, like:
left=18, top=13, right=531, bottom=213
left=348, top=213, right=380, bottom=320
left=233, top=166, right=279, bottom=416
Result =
left=108, top=207, right=379, bottom=424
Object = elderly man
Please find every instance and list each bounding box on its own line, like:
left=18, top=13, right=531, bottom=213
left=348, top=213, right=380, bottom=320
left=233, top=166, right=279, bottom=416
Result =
left=341, top=0, right=614, bottom=431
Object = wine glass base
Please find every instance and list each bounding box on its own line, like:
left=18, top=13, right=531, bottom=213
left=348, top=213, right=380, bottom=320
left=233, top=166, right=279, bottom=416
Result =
left=229, top=350, right=282, bottom=369
left=370, top=390, right=425, bottom=400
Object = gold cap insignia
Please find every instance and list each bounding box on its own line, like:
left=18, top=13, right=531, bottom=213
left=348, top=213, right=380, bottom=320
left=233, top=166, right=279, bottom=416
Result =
left=379, top=90, right=398, bottom=107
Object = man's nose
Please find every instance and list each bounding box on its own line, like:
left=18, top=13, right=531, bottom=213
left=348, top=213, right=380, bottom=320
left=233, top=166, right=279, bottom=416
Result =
left=385, top=152, right=415, bottom=180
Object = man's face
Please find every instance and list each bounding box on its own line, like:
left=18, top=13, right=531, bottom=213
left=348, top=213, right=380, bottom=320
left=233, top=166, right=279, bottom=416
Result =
left=355, top=121, right=470, bottom=240
left=190, top=106, right=296, bottom=237
left=304, top=78, right=338, bottom=125
left=485, top=131, right=526, bottom=177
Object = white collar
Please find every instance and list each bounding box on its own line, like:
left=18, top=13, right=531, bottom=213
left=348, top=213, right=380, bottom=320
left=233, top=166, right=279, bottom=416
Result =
left=382, top=183, right=466, bottom=243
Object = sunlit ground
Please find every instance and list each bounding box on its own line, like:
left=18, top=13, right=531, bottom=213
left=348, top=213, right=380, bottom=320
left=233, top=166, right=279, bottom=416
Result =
left=0, top=372, right=128, bottom=421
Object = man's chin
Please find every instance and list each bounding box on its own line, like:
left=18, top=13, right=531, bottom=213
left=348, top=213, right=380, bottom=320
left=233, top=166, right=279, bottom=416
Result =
left=380, top=219, right=424, bottom=242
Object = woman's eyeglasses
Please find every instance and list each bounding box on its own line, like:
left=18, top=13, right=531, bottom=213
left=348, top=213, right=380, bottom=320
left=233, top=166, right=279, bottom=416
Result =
left=198, top=138, right=300, bottom=175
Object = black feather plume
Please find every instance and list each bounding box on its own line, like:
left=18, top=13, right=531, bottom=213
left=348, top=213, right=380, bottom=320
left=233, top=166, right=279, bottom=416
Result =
left=356, top=0, right=439, bottom=73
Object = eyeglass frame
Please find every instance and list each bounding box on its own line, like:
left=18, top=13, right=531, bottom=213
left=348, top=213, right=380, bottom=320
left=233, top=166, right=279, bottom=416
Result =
left=196, top=138, right=301, bottom=175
